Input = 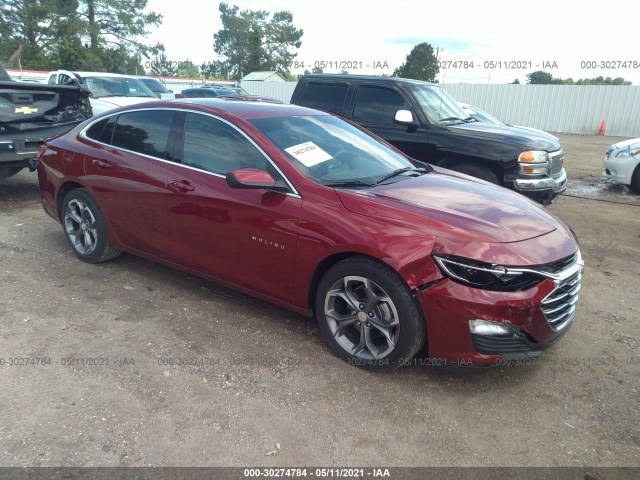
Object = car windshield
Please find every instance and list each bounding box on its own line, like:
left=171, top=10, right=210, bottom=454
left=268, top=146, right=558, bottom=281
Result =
left=141, top=78, right=169, bottom=93
left=409, top=84, right=469, bottom=124
left=84, top=76, right=156, bottom=99
left=464, top=105, right=503, bottom=125
left=213, top=88, right=237, bottom=95
left=249, top=114, right=418, bottom=186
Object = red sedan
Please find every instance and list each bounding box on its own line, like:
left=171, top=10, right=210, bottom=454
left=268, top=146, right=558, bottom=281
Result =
left=37, top=99, right=583, bottom=371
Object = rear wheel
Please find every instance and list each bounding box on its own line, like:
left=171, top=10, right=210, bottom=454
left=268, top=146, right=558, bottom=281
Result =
left=451, top=162, right=499, bottom=184
left=315, top=256, right=425, bottom=372
left=61, top=189, right=121, bottom=263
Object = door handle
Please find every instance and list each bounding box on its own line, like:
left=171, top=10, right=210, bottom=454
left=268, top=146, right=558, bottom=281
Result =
left=91, top=159, right=110, bottom=169
left=169, top=180, right=195, bottom=192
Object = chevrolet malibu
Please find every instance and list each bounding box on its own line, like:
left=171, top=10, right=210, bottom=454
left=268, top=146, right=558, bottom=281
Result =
left=37, top=99, right=584, bottom=371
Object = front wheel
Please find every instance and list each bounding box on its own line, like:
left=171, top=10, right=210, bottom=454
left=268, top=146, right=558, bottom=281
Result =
left=451, top=162, right=499, bottom=184
left=61, top=189, right=121, bottom=263
left=315, top=256, right=425, bottom=372
left=630, top=165, right=640, bottom=193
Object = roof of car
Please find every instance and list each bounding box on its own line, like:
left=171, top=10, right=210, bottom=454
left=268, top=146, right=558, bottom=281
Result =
left=301, top=74, right=438, bottom=86
left=153, top=98, right=326, bottom=120
left=182, top=87, right=235, bottom=92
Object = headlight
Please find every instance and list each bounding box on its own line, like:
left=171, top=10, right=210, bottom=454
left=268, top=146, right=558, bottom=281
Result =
left=433, top=255, right=544, bottom=291
left=615, top=147, right=640, bottom=159
left=518, top=150, right=548, bottom=175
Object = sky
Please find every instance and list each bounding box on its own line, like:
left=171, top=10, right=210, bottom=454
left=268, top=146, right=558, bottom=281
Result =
left=145, top=0, right=640, bottom=85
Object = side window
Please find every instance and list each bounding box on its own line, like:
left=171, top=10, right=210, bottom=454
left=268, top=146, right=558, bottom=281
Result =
left=47, top=74, right=57, bottom=84
left=85, top=116, right=116, bottom=144
left=182, top=113, right=268, bottom=175
left=352, top=86, right=409, bottom=125
left=112, top=110, right=177, bottom=160
left=299, top=83, right=348, bottom=114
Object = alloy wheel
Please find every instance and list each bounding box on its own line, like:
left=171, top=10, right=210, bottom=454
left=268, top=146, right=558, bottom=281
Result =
left=64, top=199, right=98, bottom=255
left=323, top=276, right=400, bottom=360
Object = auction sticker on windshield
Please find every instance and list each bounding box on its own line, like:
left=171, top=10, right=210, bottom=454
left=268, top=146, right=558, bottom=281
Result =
left=285, top=141, right=332, bottom=167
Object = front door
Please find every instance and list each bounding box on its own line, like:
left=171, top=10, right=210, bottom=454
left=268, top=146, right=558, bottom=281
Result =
left=166, top=112, right=301, bottom=302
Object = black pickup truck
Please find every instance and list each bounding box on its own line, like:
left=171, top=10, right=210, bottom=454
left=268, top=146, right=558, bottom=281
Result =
left=291, top=74, right=566, bottom=204
left=0, top=65, right=92, bottom=178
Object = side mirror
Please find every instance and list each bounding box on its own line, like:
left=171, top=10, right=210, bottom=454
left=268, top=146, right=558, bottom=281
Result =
left=394, top=109, right=417, bottom=125
left=226, top=168, right=289, bottom=192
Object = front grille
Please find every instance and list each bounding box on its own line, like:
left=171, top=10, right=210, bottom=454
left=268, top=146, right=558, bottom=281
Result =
left=536, top=253, right=577, bottom=274
left=541, top=271, right=581, bottom=331
left=548, top=149, right=564, bottom=176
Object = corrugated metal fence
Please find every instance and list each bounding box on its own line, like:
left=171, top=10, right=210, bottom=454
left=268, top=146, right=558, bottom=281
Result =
left=240, top=81, right=640, bottom=138
left=447, top=84, right=640, bottom=138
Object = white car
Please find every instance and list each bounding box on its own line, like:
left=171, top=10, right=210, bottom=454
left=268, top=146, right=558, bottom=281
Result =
left=46, top=70, right=158, bottom=115
left=603, top=138, right=640, bottom=192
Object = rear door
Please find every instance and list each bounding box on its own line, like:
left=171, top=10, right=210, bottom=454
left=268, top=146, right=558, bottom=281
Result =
left=82, top=109, right=179, bottom=260
left=165, top=112, right=301, bottom=302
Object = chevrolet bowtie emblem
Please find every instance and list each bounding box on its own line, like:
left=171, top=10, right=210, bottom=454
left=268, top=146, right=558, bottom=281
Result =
left=15, top=106, right=38, bottom=114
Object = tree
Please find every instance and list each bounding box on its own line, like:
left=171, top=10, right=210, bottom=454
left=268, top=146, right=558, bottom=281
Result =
left=176, top=60, right=201, bottom=78
left=201, top=60, right=231, bottom=80
left=148, top=52, right=176, bottom=76
left=393, top=42, right=439, bottom=82
left=76, top=0, right=163, bottom=59
left=0, top=0, right=163, bottom=72
left=526, top=71, right=556, bottom=84
left=0, top=0, right=83, bottom=68
left=213, top=2, right=303, bottom=79
left=511, top=79, right=520, bottom=84
left=527, top=70, right=632, bottom=85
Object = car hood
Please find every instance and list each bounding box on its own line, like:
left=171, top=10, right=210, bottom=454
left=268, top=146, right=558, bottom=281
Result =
left=336, top=170, right=562, bottom=244
left=448, top=121, right=560, bottom=152
left=609, top=137, right=640, bottom=152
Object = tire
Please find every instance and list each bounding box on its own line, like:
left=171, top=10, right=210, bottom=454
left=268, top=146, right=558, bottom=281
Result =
left=630, top=165, right=640, bottom=193
left=0, top=167, right=24, bottom=179
left=315, top=256, right=425, bottom=372
left=61, top=189, right=121, bottom=263
left=451, top=162, right=499, bottom=184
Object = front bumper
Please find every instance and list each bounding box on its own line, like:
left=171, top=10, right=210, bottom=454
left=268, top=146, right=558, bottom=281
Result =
left=415, top=258, right=581, bottom=366
left=506, top=168, right=567, bottom=204
left=603, top=154, right=637, bottom=185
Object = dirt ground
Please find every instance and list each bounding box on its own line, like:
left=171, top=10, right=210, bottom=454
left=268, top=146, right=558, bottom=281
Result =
left=0, top=133, right=638, bottom=468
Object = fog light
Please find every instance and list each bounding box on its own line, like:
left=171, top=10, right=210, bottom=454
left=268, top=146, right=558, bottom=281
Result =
left=469, top=319, right=514, bottom=336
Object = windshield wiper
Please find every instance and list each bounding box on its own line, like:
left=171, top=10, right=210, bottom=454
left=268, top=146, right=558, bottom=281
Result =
left=437, top=117, right=465, bottom=123
left=463, top=116, right=478, bottom=122
left=376, top=167, right=427, bottom=185
left=324, top=180, right=376, bottom=188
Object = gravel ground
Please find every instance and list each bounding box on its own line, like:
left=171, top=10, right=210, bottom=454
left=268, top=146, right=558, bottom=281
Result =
left=0, top=133, right=638, bottom=468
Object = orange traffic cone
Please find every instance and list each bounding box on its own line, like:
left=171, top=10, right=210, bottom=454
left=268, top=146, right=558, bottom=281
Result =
left=598, top=120, right=606, bottom=135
